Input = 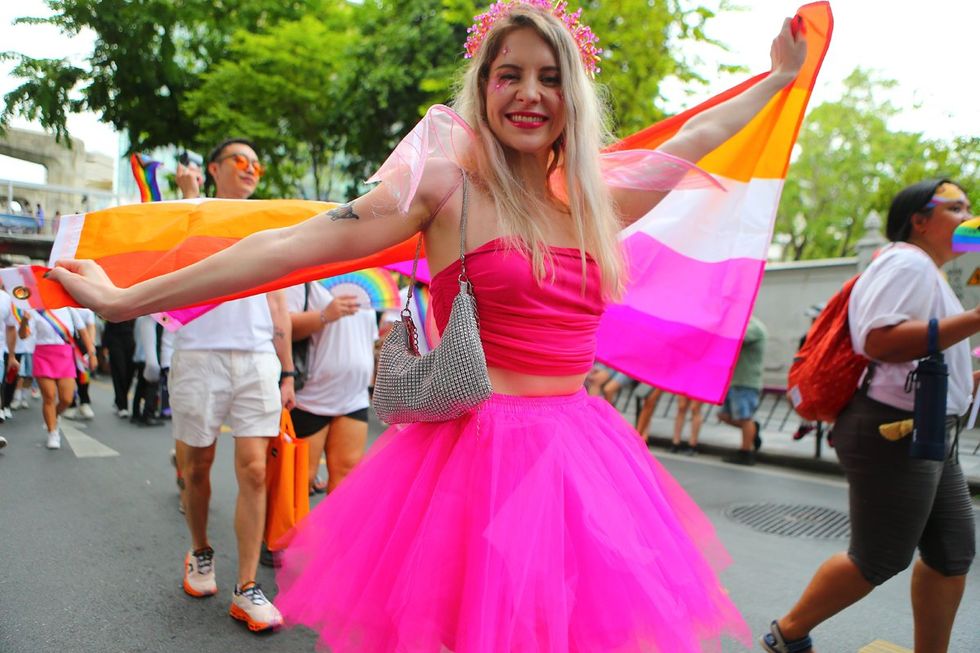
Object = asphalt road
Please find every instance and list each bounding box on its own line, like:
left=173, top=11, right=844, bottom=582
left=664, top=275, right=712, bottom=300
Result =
left=1, top=381, right=977, bottom=652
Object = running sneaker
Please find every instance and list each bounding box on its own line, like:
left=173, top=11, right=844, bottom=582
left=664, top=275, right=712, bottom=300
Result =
left=230, top=582, right=283, bottom=632
left=61, top=406, right=81, bottom=420
left=116, top=408, right=131, bottom=419
left=2, top=407, right=11, bottom=420
left=182, top=547, right=217, bottom=598
left=79, top=404, right=95, bottom=419
left=46, top=431, right=61, bottom=450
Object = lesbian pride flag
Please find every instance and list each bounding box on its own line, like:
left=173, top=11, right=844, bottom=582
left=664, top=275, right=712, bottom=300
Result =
left=596, top=2, right=832, bottom=402
left=17, top=3, right=829, bottom=406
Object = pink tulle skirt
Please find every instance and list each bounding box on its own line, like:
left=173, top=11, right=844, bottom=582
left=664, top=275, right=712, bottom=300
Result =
left=276, top=390, right=750, bottom=652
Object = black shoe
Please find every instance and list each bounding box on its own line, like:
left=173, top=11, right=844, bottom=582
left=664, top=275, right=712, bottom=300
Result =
left=136, top=416, right=164, bottom=427
left=723, top=449, right=756, bottom=466
left=753, top=421, right=763, bottom=451
left=259, top=543, right=279, bottom=568
left=668, top=442, right=684, bottom=454
left=685, top=444, right=701, bottom=456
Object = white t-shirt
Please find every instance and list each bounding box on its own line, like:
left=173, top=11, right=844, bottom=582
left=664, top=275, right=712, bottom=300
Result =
left=6, top=310, right=35, bottom=354
left=287, top=283, right=377, bottom=415
left=174, top=295, right=274, bottom=353
left=849, top=244, right=972, bottom=415
left=32, top=308, right=86, bottom=346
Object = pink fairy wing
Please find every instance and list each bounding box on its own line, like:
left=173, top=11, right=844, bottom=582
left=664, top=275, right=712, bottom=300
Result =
left=366, top=104, right=720, bottom=214
left=599, top=150, right=723, bottom=191
left=366, top=104, right=477, bottom=215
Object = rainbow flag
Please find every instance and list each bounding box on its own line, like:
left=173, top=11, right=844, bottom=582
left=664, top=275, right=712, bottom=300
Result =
left=953, top=217, right=980, bottom=252
left=595, top=2, right=832, bottom=402
left=319, top=268, right=401, bottom=310
left=10, top=304, right=28, bottom=326
left=130, top=153, right=163, bottom=203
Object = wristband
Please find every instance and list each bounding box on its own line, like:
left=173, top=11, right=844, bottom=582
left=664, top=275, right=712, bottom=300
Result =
left=280, top=370, right=299, bottom=383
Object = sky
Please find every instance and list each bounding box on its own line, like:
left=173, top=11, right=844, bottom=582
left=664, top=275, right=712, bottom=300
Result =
left=0, top=0, right=977, bottom=185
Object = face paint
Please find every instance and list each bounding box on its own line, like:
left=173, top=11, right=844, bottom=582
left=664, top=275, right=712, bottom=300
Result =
left=925, top=183, right=968, bottom=209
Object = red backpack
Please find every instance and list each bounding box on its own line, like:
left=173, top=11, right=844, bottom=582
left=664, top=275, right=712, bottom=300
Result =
left=787, top=275, right=869, bottom=422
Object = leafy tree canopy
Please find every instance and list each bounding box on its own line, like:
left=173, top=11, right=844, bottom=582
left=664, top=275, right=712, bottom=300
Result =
left=3, top=0, right=735, bottom=197
left=775, top=68, right=980, bottom=261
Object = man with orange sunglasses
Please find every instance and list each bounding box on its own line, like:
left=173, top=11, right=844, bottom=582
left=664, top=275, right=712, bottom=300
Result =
left=171, top=138, right=295, bottom=633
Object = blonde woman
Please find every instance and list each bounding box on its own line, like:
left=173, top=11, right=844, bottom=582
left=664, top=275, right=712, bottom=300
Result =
left=50, top=2, right=805, bottom=650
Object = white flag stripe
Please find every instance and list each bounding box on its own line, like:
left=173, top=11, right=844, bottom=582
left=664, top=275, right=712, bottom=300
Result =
left=623, top=177, right=784, bottom=264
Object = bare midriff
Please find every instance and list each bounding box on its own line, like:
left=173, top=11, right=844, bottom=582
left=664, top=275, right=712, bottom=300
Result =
left=488, top=366, right=587, bottom=397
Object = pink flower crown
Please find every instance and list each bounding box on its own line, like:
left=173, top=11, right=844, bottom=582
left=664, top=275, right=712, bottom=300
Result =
left=464, top=0, right=602, bottom=78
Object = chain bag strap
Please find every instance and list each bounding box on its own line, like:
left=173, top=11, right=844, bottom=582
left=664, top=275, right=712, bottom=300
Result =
left=373, top=174, right=493, bottom=424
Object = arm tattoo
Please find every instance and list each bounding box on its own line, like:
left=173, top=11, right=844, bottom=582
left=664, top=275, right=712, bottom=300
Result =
left=273, top=328, right=286, bottom=340
left=328, top=203, right=359, bottom=221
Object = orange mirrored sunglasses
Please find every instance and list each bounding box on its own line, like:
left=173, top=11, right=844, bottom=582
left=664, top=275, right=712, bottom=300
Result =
left=215, top=153, right=265, bottom=178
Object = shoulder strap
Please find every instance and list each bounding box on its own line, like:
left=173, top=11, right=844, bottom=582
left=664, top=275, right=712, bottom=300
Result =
left=303, top=282, right=310, bottom=312
left=403, top=172, right=469, bottom=310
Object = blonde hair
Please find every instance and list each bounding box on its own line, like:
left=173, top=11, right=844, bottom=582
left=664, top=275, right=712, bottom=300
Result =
left=452, top=5, right=624, bottom=299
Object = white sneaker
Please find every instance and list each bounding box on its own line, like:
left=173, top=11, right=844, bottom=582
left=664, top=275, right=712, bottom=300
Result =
left=0, top=435, right=7, bottom=450
left=116, top=408, right=131, bottom=419
left=230, top=582, right=283, bottom=632
left=79, top=404, right=95, bottom=419
left=62, top=407, right=81, bottom=420
left=183, top=547, right=217, bottom=598
left=2, top=407, right=11, bottom=420
left=46, top=431, right=61, bottom=449
left=10, top=399, right=25, bottom=410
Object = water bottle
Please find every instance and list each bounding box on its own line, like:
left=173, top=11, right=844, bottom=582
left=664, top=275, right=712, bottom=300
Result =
left=907, top=319, right=948, bottom=461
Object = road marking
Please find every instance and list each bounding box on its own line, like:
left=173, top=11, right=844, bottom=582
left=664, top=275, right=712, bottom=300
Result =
left=859, top=640, right=912, bottom=653
left=61, top=422, right=119, bottom=458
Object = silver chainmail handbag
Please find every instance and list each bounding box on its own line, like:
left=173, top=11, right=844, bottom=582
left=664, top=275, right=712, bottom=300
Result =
left=373, top=176, right=492, bottom=424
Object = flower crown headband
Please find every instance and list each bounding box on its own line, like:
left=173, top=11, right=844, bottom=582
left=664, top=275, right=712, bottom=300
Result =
left=464, top=0, right=602, bottom=78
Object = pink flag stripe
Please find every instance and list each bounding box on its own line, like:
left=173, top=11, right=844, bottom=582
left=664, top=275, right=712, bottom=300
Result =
left=595, top=305, right=746, bottom=403
left=620, top=233, right=765, bottom=341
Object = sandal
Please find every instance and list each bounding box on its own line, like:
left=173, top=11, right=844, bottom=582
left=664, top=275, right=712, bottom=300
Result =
left=759, top=620, right=813, bottom=653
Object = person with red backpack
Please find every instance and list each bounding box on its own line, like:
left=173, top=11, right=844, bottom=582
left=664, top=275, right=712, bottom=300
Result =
left=762, top=179, right=976, bottom=653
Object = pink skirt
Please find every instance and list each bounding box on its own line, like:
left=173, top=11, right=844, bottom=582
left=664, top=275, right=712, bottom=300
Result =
left=32, top=343, right=76, bottom=379
left=276, top=390, right=750, bottom=652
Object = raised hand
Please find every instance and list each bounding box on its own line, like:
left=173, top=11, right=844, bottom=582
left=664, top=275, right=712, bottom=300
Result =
left=769, top=17, right=808, bottom=83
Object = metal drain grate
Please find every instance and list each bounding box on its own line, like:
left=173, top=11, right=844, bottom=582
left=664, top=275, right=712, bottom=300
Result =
left=726, top=502, right=850, bottom=539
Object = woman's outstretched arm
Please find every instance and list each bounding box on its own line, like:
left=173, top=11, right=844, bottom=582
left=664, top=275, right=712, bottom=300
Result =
left=613, top=17, right=807, bottom=223
left=48, top=181, right=431, bottom=322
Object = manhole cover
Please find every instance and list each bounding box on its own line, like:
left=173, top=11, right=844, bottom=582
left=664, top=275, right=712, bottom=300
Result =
left=726, top=502, right=850, bottom=539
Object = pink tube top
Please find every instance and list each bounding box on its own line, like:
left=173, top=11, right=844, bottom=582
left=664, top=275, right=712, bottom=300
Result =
left=429, top=238, right=605, bottom=376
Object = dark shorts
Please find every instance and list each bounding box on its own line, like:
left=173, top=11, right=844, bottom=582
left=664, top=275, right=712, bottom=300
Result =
left=834, top=392, right=975, bottom=585
left=290, top=405, right=369, bottom=438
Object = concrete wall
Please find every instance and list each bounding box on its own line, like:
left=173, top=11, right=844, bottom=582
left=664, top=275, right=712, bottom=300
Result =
left=755, top=251, right=980, bottom=390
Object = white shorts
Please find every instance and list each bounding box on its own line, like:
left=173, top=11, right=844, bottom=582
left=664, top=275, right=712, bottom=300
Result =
left=169, top=350, right=281, bottom=447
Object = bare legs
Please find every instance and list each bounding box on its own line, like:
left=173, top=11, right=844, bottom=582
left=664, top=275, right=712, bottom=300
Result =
left=776, top=553, right=966, bottom=652
left=323, top=416, right=367, bottom=493
left=671, top=396, right=702, bottom=448
left=635, top=387, right=663, bottom=439
left=178, top=437, right=269, bottom=586
left=37, top=376, right=75, bottom=431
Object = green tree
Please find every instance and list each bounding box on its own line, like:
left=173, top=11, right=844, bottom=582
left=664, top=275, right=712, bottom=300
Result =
left=185, top=11, right=358, bottom=199
left=1, top=0, right=328, bottom=150
left=776, top=69, right=980, bottom=261
left=3, top=0, right=731, bottom=196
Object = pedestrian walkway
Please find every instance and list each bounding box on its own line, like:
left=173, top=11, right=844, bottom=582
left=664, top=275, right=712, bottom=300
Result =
left=623, top=388, right=980, bottom=492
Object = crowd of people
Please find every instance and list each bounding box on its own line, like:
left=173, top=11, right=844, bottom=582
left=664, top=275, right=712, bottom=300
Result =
left=2, top=1, right=972, bottom=652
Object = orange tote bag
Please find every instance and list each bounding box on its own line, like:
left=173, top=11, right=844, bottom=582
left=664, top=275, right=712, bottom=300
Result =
left=264, top=410, right=310, bottom=551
